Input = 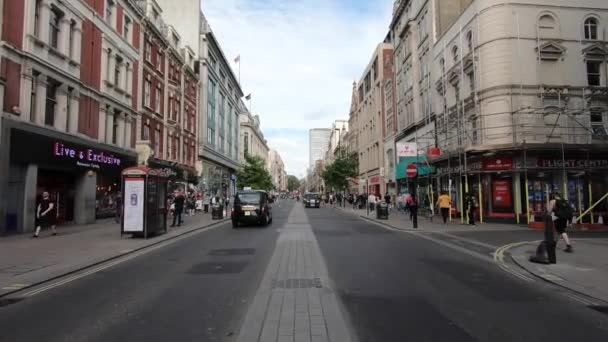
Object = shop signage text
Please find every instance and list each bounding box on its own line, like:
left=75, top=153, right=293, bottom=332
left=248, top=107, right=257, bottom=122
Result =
left=369, top=176, right=381, bottom=184
left=482, top=157, right=513, bottom=171
left=54, top=142, right=122, bottom=167
left=537, top=159, right=608, bottom=169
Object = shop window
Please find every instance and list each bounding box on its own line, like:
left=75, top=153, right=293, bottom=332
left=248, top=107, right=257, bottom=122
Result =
left=584, top=17, right=598, bottom=40
left=45, top=79, right=59, bottom=126
left=587, top=61, right=601, bottom=86
left=49, top=6, right=63, bottom=49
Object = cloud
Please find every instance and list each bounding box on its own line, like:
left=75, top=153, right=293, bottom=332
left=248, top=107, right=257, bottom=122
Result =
left=202, top=0, right=392, bottom=175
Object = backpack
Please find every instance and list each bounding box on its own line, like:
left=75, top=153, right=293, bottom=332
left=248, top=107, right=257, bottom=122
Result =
left=554, top=199, right=573, bottom=220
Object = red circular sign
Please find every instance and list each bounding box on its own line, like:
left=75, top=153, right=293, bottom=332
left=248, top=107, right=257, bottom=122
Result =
left=406, top=163, right=418, bottom=178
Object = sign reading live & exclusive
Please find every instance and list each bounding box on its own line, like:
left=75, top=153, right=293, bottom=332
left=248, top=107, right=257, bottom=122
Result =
left=10, top=129, right=132, bottom=171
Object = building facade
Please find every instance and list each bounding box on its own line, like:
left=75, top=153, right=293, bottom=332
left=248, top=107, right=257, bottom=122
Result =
left=390, top=0, right=608, bottom=224
left=239, top=111, right=269, bottom=164
left=323, top=120, right=349, bottom=165
left=267, top=149, right=286, bottom=192
left=309, top=128, right=331, bottom=168
left=136, top=0, right=199, bottom=189
left=349, top=43, right=394, bottom=196
left=0, top=0, right=143, bottom=233
left=199, top=13, right=242, bottom=198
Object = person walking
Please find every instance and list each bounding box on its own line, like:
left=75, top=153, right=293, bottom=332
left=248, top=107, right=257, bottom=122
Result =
left=114, top=191, right=123, bottom=223
left=551, top=193, right=574, bottom=252
left=466, top=192, right=477, bottom=226
left=171, top=190, right=185, bottom=227
left=33, top=191, right=56, bottom=238
left=384, top=192, right=392, bottom=211
left=437, top=191, right=452, bottom=225
left=410, top=193, right=419, bottom=229
left=368, top=193, right=376, bottom=212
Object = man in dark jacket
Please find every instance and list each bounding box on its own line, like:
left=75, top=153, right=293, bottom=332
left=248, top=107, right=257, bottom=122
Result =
left=171, top=189, right=185, bottom=227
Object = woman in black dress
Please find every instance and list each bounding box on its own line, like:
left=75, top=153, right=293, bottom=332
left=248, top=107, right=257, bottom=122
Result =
left=33, top=191, right=56, bottom=237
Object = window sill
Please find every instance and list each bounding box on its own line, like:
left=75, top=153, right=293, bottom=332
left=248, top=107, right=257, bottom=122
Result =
left=105, top=80, right=115, bottom=88
left=68, top=59, right=80, bottom=67
left=48, top=46, right=68, bottom=60
left=115, top=87, right=126, bottom=95
left=30, top=35, right=46, bottom=48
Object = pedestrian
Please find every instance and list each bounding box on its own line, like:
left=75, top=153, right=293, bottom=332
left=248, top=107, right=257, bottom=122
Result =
left=437, top=191, right=452, bottom=225
left=33, top=191, right=57, bottom=238
left=385, top=192, right=392, bottom=211
left=368, top=192, right=376, bottom=212
left=115, top=191, right=123, bottom=223
left=410, top=193, right=419, bottom=229
left=171, top=189, right=185, bottom=227
left=551, top=192, right=574, bottom=252
left=188, top=193, right=196, bottom=216
left=466, top=192, right=477, bottom=226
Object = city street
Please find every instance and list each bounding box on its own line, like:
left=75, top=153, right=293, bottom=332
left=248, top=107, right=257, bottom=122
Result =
left=1, top=200, right=608, bottom=341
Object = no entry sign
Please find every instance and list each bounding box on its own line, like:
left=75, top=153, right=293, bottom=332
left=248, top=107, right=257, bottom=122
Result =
left=406, top=163, right=418, bottom=178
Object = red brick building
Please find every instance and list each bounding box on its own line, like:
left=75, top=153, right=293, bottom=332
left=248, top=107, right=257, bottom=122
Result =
left=137, top=0, right=198, bottom=186
left=0, top=0, right=197, bottom=234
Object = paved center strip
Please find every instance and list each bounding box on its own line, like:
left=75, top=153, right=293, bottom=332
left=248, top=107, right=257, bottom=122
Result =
left=237, top=205, right=355, bottom=342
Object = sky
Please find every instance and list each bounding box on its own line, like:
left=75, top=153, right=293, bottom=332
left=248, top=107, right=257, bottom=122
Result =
left=202, top=0, right=393, bottom=178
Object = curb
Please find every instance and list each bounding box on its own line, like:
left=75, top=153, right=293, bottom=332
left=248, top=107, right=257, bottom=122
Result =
left=0, top=218, right=230, bottom=299
left=358, top=215, right=417, bottom=231
left=507, top=243, right=608, bottom=305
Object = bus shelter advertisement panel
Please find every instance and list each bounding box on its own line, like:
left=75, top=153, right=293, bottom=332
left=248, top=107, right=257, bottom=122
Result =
left=124, top=179, right=145, bottom=232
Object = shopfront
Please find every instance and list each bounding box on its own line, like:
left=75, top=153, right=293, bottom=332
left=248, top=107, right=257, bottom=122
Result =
left=200, top=160, right=236, bottom=200
left=1, top=124, right=136, bottom=233
left=432, top=150, right=608, bottom=226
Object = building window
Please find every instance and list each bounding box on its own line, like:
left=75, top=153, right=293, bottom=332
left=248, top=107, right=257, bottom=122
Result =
left=155, top=84, right=162, bottom=112
left=112, top=110, right=119, bottom=144
left=114, top=56, right=122, bottom=87
left=584, top=17, right=598, bottom=40
left=106, top=0, right=115, bottom=26
left=587, top=61, right=601, bottom=86
left=157, top=51, right=163, bottom=72
left=468, top=72, right=475, bottom=94
left=68, top=20, right=77, bottom=58
left=145, top=40, right=151, bottom=62
left=591, top=109, right=607, bottom=138
left=207, top=78, right=216, bottom=146
left=143, top=121, right=150, bottom=140
left=124, top=16, right=131, bottom=41
left=30, top=72, right=39, bottom=122
left=34, top=0, right=42, bottom=38
left=45, top=79, right=59, bottom=126
left=49, top=6, right=63, bottom=49
left=466, top=31, right=473, bottom=52
left=452, top=45, right=459, bottom=62
left=244, top=132, right=249, bottom=155
left=144, top=78, right=151, bottom=107
left=154, top=126, right=161, bottom=156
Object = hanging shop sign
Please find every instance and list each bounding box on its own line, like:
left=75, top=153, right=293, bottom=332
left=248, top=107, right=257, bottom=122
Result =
left=396, top=142, right=418, bottom=157
left=10, top=129, right=134, bottom=171
left=482, top=157, right=513, bottom=171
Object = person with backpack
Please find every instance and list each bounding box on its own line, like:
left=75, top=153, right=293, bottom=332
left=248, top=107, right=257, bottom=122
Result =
left=551, top=192, right=573, bottom=253
left=465, top=192, right=477, bottom=226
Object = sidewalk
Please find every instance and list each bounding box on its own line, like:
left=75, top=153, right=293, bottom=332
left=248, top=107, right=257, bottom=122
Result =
left=510, top=239, right=608, bottom=303
left=335, top=205, right=529, bottom=232
left=0, top=211, right=228, bottom=297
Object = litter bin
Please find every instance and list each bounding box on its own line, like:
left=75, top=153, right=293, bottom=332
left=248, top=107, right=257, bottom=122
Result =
left=376, top=202, right=389, bottom=220
left=211, top=205, right=224, bottom=220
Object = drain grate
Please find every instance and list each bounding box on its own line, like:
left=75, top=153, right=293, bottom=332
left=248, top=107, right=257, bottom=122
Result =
left=0, top=297, right=25, bottom=308
left=187, top=261, right=249, bottom=274
left=272, top=278, right=322, bottom=289
left=208, top=248, right=256, bottom=256
left=589, top=305, right=608, bottom=315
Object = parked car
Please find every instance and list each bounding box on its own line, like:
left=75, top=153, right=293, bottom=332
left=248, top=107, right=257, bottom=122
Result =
left=232, top=190, right=273, bottom=228
left=304, top=193, right=320, bottom=208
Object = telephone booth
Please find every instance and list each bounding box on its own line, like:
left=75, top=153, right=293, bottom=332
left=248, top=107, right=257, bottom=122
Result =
left=121, top=167, right=169, bottom=238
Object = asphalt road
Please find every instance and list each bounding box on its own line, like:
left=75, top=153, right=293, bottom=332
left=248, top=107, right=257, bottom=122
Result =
left=307, top=207, right=608, bottom=342
left=1, top=201, right=608, bottom=342
left=0, top=203, right=289, bottom=342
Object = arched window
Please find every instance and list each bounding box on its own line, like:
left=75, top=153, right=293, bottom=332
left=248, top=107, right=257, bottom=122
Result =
left=584, top=17, right=598, bottom=40
left=439, top=58, right=445, bottom=74
left=538, top=14, right=557, bottom=38
left=466, top=31, right=473, bottom=52
left=452, top=45, right=459, bottom=62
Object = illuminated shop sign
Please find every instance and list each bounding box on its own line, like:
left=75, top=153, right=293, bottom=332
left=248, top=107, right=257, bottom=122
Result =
left=10, top=129, right=134, bottom=171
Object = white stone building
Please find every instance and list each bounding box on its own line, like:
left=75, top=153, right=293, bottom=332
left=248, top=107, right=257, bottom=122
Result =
left=390, top=0, right=608, bottom=225
left=239, top=110, right=269, bottom=164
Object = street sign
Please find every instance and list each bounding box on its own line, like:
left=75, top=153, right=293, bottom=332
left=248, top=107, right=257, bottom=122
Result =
left=406, top=163, right=418, bottom=178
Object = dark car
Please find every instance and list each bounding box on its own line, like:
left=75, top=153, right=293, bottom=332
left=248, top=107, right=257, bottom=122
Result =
left=304, top=193, right=320, bottom=208
left=231, top=190, right=273, bottom=228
